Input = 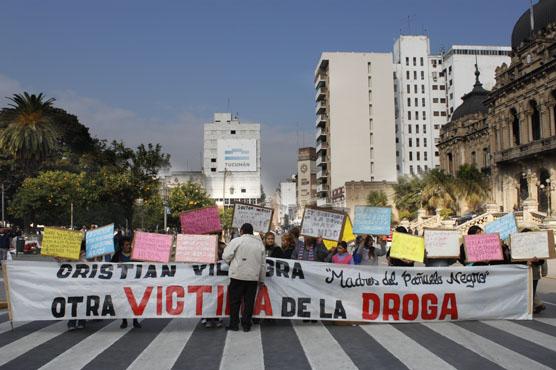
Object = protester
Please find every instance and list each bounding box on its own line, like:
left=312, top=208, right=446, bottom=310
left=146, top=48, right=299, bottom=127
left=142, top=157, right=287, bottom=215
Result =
left=263, top=232, right=283, bottom=258
left=222, top=223, right=266, bottom=332
left=386, top=226, right=415, bottom=267
left=352, top=235, right=386, bottom=266
left=0, top=228, right=11, bottom=263
left=327, top=241, right=352, bottom=264
left=203, top=236, right=228, bottom=328
left=519, top=228, right=546, bottom=314
left=291, top=236, right=328, bottom=262
left=280, top=233, right=296, bottom=259
left=458, top=225, right=487, bottom=266
left=111, top=236, right=142, bottom=329
left=290, top=227, right=304, bottom=249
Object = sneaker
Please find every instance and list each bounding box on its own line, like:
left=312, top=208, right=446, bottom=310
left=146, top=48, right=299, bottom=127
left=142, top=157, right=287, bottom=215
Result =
left=133, top=320, right=142, bottom=329
left=67, top=324, right=76, bottom=331
left=76, top=322, right=86, bottom=330
left=120, top=320, right=128, bottom=329
left=201, top=318, right=207, bottom=327
left=215, top=319, right=223, bottom=328
left=205, top=320, right=214, bottom=328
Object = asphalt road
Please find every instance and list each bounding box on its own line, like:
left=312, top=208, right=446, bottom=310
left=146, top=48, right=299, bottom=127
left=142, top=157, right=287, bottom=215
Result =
left=0, top=256, right=555, bottom=369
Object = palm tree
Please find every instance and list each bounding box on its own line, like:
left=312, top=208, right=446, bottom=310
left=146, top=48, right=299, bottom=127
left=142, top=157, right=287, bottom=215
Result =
left=420, top=169, right=457, bottom=213
left=454, top=164, right=490, bottom=212
left=0, top=92, right=59, bottom=164
left=393, top=176, right=424, bottom=219
left=367, top=190, right=388, bottom=206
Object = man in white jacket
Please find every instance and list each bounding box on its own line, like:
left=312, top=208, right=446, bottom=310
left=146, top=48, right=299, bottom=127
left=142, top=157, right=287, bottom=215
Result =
left=222, top=223, right=266, bottom=332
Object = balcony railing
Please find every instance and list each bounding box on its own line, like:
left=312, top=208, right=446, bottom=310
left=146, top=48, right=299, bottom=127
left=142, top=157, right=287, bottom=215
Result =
left=315, top=100, right=327, bottom=114
left=495, top=135, right=556, bottom=163
left=315, top=114, right=327, bottom=128
left=317, top=169, right=327, bottom=179
left=316, top=155, right=327, bottom=167
left=317, top=183, right=329, bottom=194
left=315, top=128, right=326, bottom=141
left=316, top=141, right=328, bottom=153
left=315, top=87, right=326, bottom=102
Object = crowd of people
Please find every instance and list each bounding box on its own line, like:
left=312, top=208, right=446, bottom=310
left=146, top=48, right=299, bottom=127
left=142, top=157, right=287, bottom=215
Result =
left=1, top=222, right=550, bottom=333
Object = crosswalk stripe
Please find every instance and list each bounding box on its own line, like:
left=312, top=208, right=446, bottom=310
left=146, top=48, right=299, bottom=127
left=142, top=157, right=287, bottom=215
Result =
left=360, top=324, right=456, bottom=370
left=535, top=318, right=556, bottom=327
left=0, top=320, right=27, bottom=335
left=292, top=321, right=357, bottom=370
left=220, top=325, right=264, bottom=370
left=126, top=319, right=197, bottom=370
left=423, top=322, right=552, bottom=370
left=0, top=321, right=67, bottom=367
left=482, top=320, right=556, bottom=352
left=39, top=320, right=137, bottom=370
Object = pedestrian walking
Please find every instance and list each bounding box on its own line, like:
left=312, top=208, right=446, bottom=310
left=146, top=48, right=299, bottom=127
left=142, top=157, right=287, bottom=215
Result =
left=111, top=236, right=142, bottom=329
left=222, top=223, right=266, bottom=332
left=0, top=228, right=11, bottom=263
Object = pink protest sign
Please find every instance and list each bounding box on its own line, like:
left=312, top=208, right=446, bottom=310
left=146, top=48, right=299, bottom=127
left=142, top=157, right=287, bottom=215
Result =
left=175, top=234, right=218, bottom=264
left=131, top=231, right=173, bottom=263
left=179, top=206, right=222, bottom=235
left=463, top=233, right=503, bottom=263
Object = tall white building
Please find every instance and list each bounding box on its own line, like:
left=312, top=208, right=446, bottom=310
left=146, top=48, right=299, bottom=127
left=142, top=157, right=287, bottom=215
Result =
left=279, top=181, right=297, bottom=225
left=442, top=45, right=511, bottom=118
left=203, top=113, right=261, bottom=206
left=314, top=52, right=397, bottom=206
left=393, top=36, right=511, bottom=176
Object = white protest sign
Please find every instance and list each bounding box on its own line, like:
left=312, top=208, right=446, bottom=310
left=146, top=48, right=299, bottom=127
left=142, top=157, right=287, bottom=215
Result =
left=175, top=234, right=219, bottom=264
left=301, top=207, right=346, bottom=241
left=231, top=203, right=273, bottom=233
left=510, top=230, right=556, bottom=261
left=424, top=229, right=461, bottom=259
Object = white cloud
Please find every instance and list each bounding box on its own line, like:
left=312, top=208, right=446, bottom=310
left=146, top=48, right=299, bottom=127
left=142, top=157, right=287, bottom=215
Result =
left=0, top=74, right=303, bottom=192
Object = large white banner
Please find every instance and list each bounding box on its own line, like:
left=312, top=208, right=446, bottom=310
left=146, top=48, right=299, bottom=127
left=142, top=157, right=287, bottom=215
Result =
left=4, top=260, right=531, bottom=322
left=217, top=139, right=257, bottom=172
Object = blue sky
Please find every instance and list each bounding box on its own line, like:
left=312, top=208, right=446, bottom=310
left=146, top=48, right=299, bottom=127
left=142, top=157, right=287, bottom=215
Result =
left=0, top=0, right=528, bottom=192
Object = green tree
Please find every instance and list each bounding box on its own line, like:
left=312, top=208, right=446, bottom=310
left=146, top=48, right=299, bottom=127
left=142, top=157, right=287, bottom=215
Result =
left=420, top=169, right=457, bottom=213
left=393, top=176, right=424, bottom=220
left=0, top=93, right=59, bottom=165
left=454, top=164, right=490, bottom=212
left=132, top=194, right=164, bottom=231
left=367, top=190, right=388, bottom=206
left=219, top=207, right=233, bottom=230
left=168, top=181, right=215, bottom=220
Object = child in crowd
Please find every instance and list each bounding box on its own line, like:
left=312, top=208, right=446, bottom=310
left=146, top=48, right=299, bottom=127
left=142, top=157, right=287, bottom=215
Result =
left=327, top=241, right=352, bottom=264
left=111, top=236, right=142, bottom=329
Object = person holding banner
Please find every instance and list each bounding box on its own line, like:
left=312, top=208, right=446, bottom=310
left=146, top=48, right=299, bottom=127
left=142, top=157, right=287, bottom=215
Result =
left=459, top=225, right=486, bottom=266
left=520, top=228, right=546, bottom=314
left=263, top=232, right=283, bottom=258
left=280, top=233, right=296, bottom=259
left=352, top=235, right=386, bottom=266
left=111, top=237, right=142, bottom=329
left=222, top=223, right=266, bottom=332
left=291, top=236, right=328, bottom=262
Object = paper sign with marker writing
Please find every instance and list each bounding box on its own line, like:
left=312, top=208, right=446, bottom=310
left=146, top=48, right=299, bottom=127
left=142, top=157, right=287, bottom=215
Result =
left=389, top=232, right=425, bottom=263
left=485, top=213, right=517, bottom=241
left=175, top=234, right=219, bottom=263
left=131, top=231, right=173, bottom=263
left=85, top=224, right=115, bottom=259
left=464, top=233, right=503, bottom=263
left=231, top=203, right=273, bottom=233
left=301, top=207, right=346, bottom=242
left=323, top=216, right=356, bottom=250
left=179, top=206, right=222, bottom=235
left=424, top=229, right=461, bottom=258
left=510, top=230, right=556, bottom=260
left=41, top=227, right=83, bottom=260
left=352, top=206, right=391, bottom=235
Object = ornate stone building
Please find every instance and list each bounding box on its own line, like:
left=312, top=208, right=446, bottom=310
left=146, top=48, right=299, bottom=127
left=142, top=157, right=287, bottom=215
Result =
left=488, top=0, right=556, bottom=214
left=439, top=0, right=556, bottom=216
left=438, top=68, right=491, bottom=176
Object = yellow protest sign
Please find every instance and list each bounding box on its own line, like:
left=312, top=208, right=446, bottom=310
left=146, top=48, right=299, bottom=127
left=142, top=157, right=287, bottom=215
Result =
left=41, top=227, right=83, bottom=260
left=323, top=216, right=356, bottom=250
left=389, top=232, right=425, bottom=263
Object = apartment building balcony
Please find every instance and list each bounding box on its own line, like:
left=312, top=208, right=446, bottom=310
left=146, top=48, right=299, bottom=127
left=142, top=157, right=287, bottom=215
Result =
left=315, top=114, right=327, bottom=128
left=495, top=136, right=556, bottom=164
left=315, top=100, right=327, bottom=115
left=315, top=87, right=327, bottom=102
left=317, top=183, right=329, bottom=195
left=316, top=155, right=327, bottom=168
left=315, top=127, right=326, bottom=141
left=317, top=169, right=327, bottom=180
left=314, top=72, right=327, bottom=89
left=316, top=141, right=328, bottom=154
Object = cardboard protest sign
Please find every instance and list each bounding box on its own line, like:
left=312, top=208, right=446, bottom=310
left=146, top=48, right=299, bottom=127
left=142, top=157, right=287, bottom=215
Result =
left=510, top=230, right=556, bottom=261
left=131, top=231, right=173, bottom=263
left=175, top=234, right=219, bottom=263
left=463, top=233, right=503, bottom=263
left=389, top=232, right=425, bottom=263
left=231, top=203, right=273, bottom=233
left=41, top=227, right=83, bottom=260
left=352, top=206, right=392, bottom=235
left=485, top=213, right=517, bottom=241
left=179, top=206, right=222, bottom=235
left=301, top=207, right=346, bottom=242
left=85, top=224, right=115, bottom=259
left=323, top=215, right=356, bottom=250
left=424, top=229, right=461, bottom=259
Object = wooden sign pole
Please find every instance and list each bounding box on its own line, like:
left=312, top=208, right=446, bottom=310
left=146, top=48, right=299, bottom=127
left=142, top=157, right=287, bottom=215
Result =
left=1, top=261, right=14, bottom=330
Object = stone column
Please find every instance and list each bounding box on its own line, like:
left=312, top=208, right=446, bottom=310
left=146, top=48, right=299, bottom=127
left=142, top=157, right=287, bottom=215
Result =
left=540, top=101, right=550, bottom=139
left=519, top=109, right=530, bottom=145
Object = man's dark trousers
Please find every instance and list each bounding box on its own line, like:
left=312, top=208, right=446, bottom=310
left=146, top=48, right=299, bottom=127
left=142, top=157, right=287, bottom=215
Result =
left=228, top=278, right=258, bottom=329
